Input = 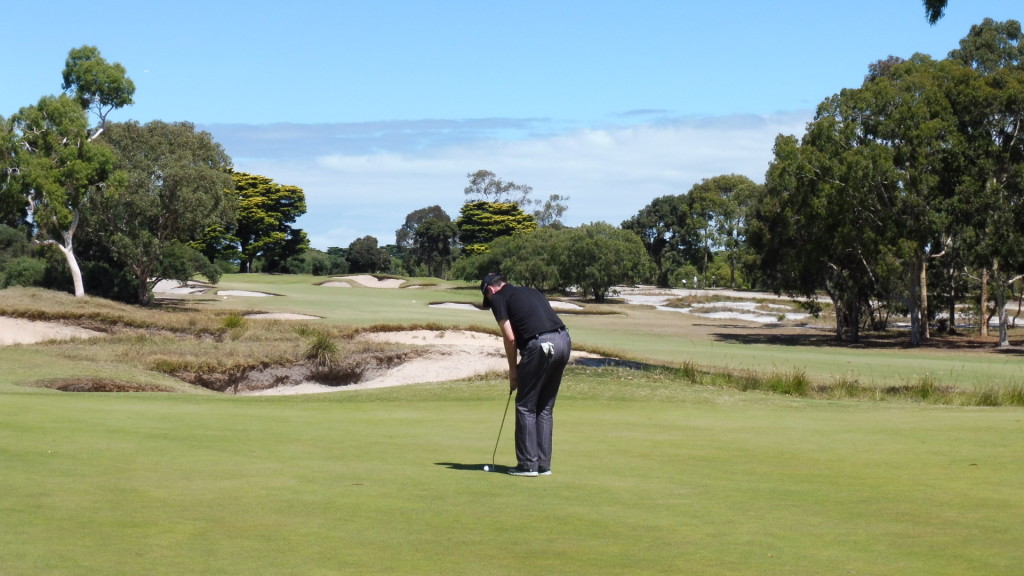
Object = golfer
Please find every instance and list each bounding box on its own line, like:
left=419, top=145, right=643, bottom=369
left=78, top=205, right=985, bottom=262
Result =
left=481, top=273, right=571, bottom=477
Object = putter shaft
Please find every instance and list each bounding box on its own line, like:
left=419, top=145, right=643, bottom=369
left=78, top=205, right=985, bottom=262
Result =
left=491, top=390, right=513, bottom=467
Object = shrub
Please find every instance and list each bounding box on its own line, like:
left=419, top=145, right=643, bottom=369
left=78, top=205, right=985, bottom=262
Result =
left=0, top=256, right=46, bottom=288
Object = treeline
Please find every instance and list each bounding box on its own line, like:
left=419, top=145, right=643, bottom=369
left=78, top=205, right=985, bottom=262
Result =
left=5, top=20, right=1024, bottom=351
left=0, top=47, right=311, bottom=304
left=392, top=20, right=1024, bottom=349
left=753, top=18, right=1024, bottom=347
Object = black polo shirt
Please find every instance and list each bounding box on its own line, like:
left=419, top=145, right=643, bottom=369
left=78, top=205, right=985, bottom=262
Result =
left=488, top=284, right=565, bottom=350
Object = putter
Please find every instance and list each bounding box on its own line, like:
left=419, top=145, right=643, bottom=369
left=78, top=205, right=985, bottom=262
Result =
left=488, top=389, right=513, bottom=471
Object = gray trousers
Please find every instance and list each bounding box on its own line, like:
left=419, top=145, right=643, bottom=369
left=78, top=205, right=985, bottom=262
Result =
left=514, top=329, right=571, bottom=469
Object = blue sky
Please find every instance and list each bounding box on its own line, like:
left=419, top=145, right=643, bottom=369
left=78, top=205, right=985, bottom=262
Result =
left=2, top=1, right=1018, bottom=249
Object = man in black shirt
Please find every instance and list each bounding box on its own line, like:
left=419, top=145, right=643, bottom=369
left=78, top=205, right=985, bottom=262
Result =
left=481, top=273, right=572, bottom=477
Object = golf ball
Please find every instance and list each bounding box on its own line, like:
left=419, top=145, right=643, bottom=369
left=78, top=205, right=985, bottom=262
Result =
left=483, top=465, right=490, bottom=472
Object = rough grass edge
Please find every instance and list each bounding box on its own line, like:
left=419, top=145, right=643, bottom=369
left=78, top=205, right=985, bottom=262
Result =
left=601, top=361, right=1024, bottom=407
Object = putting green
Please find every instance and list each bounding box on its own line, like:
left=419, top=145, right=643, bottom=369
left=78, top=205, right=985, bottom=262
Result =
left=1, top=380, right=1021, bottom=575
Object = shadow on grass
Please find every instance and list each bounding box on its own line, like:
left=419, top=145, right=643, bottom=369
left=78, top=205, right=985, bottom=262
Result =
left=571, top=357, right=653, bottom=370
left=435, top=462, right=509, bottom=474
left=712, top=328, right=1018, bottom=351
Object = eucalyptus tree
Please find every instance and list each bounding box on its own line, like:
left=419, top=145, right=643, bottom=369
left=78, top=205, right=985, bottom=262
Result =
left=6, top=95, right=116, bottom=297
left=89, top=121, right=235, bottom=304
left=463, top=170, right=534, bottom=207
left=395, top=205, right=454, bottom=275
left=411, top=218, right=459, bottom=278
left=753, top=112, right=900, bottom=342
left=0, top=114, right=28, bottom=228
left=686, top=174, right=761, bottom=289
left=533, top=193, right=570, bottom=228
left=621, top=194, right=694, bottom=287
left=61, top=45, right=135, bottom=137
left=396, top=205, right=450, bottom=253
left=0, top=45, right=134, bottom=298
left=924, top=0, right=948, bottom=24
left=854, top=54, right=964, bottom=345
left=947, top=19, right=1024, bottom=345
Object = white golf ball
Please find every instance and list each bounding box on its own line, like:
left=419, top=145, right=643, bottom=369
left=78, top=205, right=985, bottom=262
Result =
left=483, top=465, right=490, bottom=472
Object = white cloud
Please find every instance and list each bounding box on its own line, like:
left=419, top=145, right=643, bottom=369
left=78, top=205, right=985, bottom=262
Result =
left=208, top=112, right=812, bottom=250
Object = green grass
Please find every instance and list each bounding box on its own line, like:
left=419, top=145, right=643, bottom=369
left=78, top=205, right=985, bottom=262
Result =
left=1, top=380, right=1022, bottom=576
left=2, top=275, right=1024, bottom=575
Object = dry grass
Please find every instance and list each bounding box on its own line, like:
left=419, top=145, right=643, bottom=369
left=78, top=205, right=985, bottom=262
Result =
left=0, top=286, right=235, bottom=336
left=0, top=287, right=419, bottom=393
left=5, top=284, right=1024, bottom=405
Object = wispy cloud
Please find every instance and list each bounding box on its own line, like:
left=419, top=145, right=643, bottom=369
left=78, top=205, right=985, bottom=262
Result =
left=202, top=112, right=812, bottom=250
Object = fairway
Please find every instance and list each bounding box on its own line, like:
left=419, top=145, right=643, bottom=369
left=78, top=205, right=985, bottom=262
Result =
left=2, top=275, right=1023, bottom=575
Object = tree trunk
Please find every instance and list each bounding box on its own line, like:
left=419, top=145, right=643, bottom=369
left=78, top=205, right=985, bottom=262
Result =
left=980, top=268, right=990, bottom=337
left=946, top=260, right=957, bottom=334
left=993, top=266, right=1010, bottom=347
left=947, top=297, right=957, bottom=335
left=55, top=243, right=85, bottom=298
left=137, top=277, right=154, bottom=306
left=36, top=211, right=86, bottom=297
left=998, top=293, right=1010, bottom=347
left=920, top=258, right=930, bottom=341
left=908, top=254, right=923, bottom=347
left=848, top=295, right=861, bottom=343
left=831, top=293, right=846, bottom=341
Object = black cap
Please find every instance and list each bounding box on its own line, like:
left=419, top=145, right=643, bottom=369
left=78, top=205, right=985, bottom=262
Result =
left=480, top=273, right=502, bottom=309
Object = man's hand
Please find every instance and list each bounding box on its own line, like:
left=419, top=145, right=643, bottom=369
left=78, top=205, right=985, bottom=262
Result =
left=509, top=373, right=518, bottom=392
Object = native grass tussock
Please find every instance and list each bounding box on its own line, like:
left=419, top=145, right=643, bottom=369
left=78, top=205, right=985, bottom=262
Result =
left=569, top=357, right=1024, bottom=407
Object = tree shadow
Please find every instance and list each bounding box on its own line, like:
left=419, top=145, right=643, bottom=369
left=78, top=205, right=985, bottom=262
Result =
left=711, top=331, right=854, bottom=348
left=711, top=327, right=1018, bottom=351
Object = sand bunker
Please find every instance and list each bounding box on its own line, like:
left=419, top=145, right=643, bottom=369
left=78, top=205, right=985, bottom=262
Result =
left=243, top=329, right=601, bottom=396
left=426, top=300, right=581, bottom=312
left=218, top=290, right=274, bottom=297
left=428, top=302, right=479, bottom=311
left=151, top=279, right=212, bottom=295
left=331, top=275, right=404, bottom=289
left=151, top=280, right=273, bottom=298
left=244, top=313, right=321, bottom=320
left=616, top=286, right=810, bottom=323
left=0, top=316, right=103, bottom=345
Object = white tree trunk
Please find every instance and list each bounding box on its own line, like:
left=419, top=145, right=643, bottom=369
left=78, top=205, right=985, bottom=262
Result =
left=908, top=255, right=923, bottom=347
left=41, top=211, right=86, bottom=297
left=54, top=242, right=85, bottom=297
left=920, top=259, right=930, bottom=341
